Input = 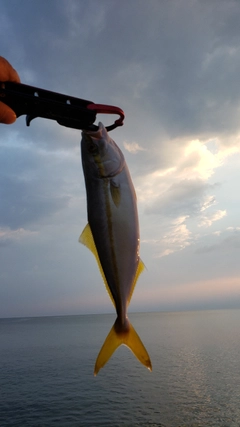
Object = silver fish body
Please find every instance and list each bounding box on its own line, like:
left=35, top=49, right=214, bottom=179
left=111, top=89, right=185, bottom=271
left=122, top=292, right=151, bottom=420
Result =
left=80, top=122, right=152, bottom=374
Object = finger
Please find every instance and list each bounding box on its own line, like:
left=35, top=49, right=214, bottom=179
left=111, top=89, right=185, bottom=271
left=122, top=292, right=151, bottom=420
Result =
left=0, top=56, right=21, bottom=83
left=0, top=101, right=17, bottom=124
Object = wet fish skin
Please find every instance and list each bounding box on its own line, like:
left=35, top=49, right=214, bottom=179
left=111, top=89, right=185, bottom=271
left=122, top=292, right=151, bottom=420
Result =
left=80, top=122, right=152, bottom=375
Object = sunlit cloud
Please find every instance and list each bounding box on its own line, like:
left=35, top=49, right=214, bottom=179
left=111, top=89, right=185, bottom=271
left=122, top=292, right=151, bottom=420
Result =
left=180, top=139, right=220, bottom=180
left=212, top=231, right=221, bottom=236
left=137, top=134, right=237, bottom=257
left=176, top=137, right=239, bottom=181
left=198, top=209, right=227, bottom=228
left=142, top=216, right=193, bottom=258
left=123, top=141, right=147, bottom=154
left=200, top=195, right=216, bottom=212
left=227, top=226, right=240, bottom=231
left=137, top=135, right=239, bottom=209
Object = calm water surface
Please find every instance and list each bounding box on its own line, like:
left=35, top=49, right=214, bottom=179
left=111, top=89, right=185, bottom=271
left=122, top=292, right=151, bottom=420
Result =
left=0, top=310, right=240, bottom=426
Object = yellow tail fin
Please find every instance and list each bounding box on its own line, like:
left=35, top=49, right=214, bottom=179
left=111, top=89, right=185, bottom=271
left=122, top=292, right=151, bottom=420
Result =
left=94, top=318, right=152, bottom=375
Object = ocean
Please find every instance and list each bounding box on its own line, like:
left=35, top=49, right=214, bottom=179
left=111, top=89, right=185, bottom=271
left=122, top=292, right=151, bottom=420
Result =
left=0, top=310, right=240, bottom=427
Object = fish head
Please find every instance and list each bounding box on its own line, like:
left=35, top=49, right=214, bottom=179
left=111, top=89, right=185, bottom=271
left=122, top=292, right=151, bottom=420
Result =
left=81, top=122, right=124, bottom=178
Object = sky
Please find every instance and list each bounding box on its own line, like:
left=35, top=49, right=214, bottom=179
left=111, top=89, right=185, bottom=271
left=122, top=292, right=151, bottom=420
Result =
left=1, top=0, right=240, bottom=318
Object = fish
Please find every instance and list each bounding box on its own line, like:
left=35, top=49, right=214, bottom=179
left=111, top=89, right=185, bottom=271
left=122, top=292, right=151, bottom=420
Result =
left=79, top=122, right=152, bottom=375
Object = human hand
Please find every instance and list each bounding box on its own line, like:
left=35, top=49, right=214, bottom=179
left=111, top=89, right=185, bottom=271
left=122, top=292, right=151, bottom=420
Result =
left=0, top=56, right=20, bottom=124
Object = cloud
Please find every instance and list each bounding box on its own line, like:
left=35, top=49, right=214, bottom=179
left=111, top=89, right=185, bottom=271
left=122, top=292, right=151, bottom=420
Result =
left=142, top=215, right=193, bottom=258
left=0, top=174, right=71, bottom=229
left=114, top=61, right=158, bottom=100
left=0, top=134, right=82, bottom=230
left=148, top=179, right=210, bottom=216
left=195, top=227, right=240, bottom=254
left=123, top=141, right=146, bottom=154
left=227, top=226, right=240, bottom=231
left=212, top=230, right=221, bottom=236
left=158, top=216, right=193, bottom=257
left=198, top=209, right=227, bottom=228
left=1, top=0, right=240, bottom=317
left=0, top=227, right=37, bottom=247
left=200, top=195, right=216, bottom=212
left=3, top=0, right=240, bottom=137
left=137, top=275, right=240, bottom=311
left=135, top=129, right=239, bottom=258
left=180, top=139, right=221, bottom=180
left=136, top=133, right=239, bottom=228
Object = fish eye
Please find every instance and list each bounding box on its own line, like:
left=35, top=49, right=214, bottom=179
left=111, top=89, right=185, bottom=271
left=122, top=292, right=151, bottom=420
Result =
left=88, top=143, right=98, bottom=154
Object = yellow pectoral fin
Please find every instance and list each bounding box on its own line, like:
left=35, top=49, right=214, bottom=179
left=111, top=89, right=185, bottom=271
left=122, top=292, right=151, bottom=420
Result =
left=127, top=258, right=145, bottom=305
left=94, top=318, right=152, bottom=376
left=79, top=224, right=116, bottom=308
left=110, top=179, right=121, bottom=207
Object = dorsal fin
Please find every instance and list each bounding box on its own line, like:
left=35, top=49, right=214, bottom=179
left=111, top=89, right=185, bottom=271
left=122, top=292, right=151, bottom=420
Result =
left=79, top=223, right=116, bottom=308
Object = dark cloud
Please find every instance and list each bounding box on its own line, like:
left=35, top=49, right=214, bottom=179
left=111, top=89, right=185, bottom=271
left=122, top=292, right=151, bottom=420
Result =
left=2, top=0, right=240, bottom=150
left=0, top=174, right=70, bottom=229
left=0, top=142, right=78, bottom=230
left=0, top=238, right=10, bottom=248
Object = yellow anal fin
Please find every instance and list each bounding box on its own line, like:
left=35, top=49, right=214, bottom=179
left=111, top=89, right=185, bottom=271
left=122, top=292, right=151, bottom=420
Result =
left=94, top=318, right=152, bottom=375
left=127, top=258, right=145, bottom=305
left=79, top=223, right=115, bottom=308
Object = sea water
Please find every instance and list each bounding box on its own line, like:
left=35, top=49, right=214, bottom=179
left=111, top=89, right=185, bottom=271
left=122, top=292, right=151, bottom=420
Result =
left=0, top=310, right=240, bottom=426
